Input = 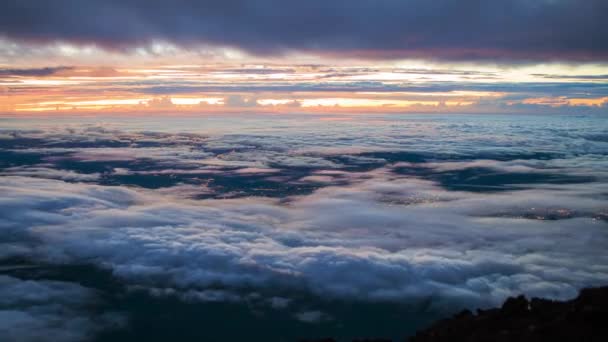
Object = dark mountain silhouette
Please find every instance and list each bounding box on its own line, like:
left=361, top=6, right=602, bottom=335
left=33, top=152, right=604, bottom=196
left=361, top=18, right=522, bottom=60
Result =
left=301, top=286, right=608, bottom=342
left=410, top=286, right=608, bottom=342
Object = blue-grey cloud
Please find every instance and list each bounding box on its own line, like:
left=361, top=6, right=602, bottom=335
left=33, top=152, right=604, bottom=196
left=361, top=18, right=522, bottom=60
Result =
left=131, top=81, right=608, bottom=97
left=1, top=120, right=608, bottom=306
left=0, top=275, right=125, bottom=342
left=0, top=66, right=72, bottom=77
left=1, top=0, right=607, bottom=61
left=531, top=74, right=608, bottom=80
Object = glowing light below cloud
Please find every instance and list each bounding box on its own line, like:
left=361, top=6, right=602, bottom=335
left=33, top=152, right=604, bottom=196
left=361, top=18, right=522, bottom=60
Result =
left=171, top=97, right=224, bottom=105
left=300, top=98, right=440, bottom=108
left=522, top=96, right=608, bottom=107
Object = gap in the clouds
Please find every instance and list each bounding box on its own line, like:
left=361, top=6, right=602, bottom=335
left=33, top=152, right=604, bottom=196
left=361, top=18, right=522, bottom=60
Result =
left=0, top=143, right=599, bottom=198
left=393, top=166, right=597, bottom=193
left=0, top=150, right=47, bottom=168
left=1, top=118, right=606, bottom=203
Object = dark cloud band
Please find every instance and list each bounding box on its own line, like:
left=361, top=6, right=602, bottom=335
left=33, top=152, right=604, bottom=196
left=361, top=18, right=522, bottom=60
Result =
left=1, top=0, right=607, bottom=61
left=0, top=66, right=72, bottom=77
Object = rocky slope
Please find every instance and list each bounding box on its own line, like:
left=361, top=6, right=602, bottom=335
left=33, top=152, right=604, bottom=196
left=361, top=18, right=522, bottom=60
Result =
left=300, top=286, right=608, bottom=342
left=409, top=286, right=608, bottom=342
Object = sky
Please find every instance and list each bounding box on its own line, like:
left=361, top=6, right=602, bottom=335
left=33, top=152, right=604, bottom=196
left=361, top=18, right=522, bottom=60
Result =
left=2, top=2, right=608, bottom=341
left=1, top=0, right=608, bottom=114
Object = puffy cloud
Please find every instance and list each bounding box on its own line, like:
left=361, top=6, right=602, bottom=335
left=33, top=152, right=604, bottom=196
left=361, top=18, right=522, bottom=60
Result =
left=1, top=166, right=100, bottom=181
left=143, top=96, right=175, bottom=109
left=0, top=1, right=606, bottom=61
left=1, top=173, right=607, bottom=312
left=1, top=117, right=608, bottom=328
left=138, top=286, right=242, bottom=303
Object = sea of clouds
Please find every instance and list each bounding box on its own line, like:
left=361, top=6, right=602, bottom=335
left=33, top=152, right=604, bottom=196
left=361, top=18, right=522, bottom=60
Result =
left=1, top=114, right=607, bottom=341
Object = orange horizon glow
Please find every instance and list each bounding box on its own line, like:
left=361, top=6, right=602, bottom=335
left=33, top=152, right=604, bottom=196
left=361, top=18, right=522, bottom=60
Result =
left=1, top=60, right=607, bottom=115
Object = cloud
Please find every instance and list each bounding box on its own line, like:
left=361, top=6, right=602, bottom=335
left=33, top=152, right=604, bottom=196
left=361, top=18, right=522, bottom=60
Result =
left=0, top=275, right=125, bottom=342
left=0, top=66, right=73, bottom=77
left=1, top=166, right=100, bottom=181
left=135, top=82, right=608, bottom=101
left=295, top=310, right=331, bottom=323
left=142, top=96, right=175, bottom=109
left=1, top=172, right=607, bottom=313
left=531, top=73, right=608, bottom=81
left=136, top=286, right=242, bottom=303
left=1, top=119, right=608, bottom=326
left=269, top=296, right=291, bottom=309
left=224, top=95, right=259, bottom=107
left=0, top=1, right=606, bottom=61
left=285, top=100, right=302, bottom=108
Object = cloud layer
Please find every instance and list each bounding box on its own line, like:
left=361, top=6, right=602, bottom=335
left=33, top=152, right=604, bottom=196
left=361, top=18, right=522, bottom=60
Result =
left=1, top=0, right=607, bottom=61
left=1, top=115, right=608, bottom=340
left=0, top=275, right=124, bottom=342
left=1, top=173, right=607, bottom=307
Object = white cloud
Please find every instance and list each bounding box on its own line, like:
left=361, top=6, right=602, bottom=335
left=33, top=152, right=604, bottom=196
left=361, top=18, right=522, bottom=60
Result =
left=1, top=166, right=100, bottom=181
left=144, top=96, right=175, bottom=109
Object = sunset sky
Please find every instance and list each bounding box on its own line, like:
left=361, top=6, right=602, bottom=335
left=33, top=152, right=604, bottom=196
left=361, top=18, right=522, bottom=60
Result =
left=2, top=2, right=608, bottom=341
left=1, top=0, right=607, bottom=114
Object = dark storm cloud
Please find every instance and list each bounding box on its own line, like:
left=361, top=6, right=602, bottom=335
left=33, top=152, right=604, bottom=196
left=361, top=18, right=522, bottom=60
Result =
left=1, top=0, right=607, bottom=61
